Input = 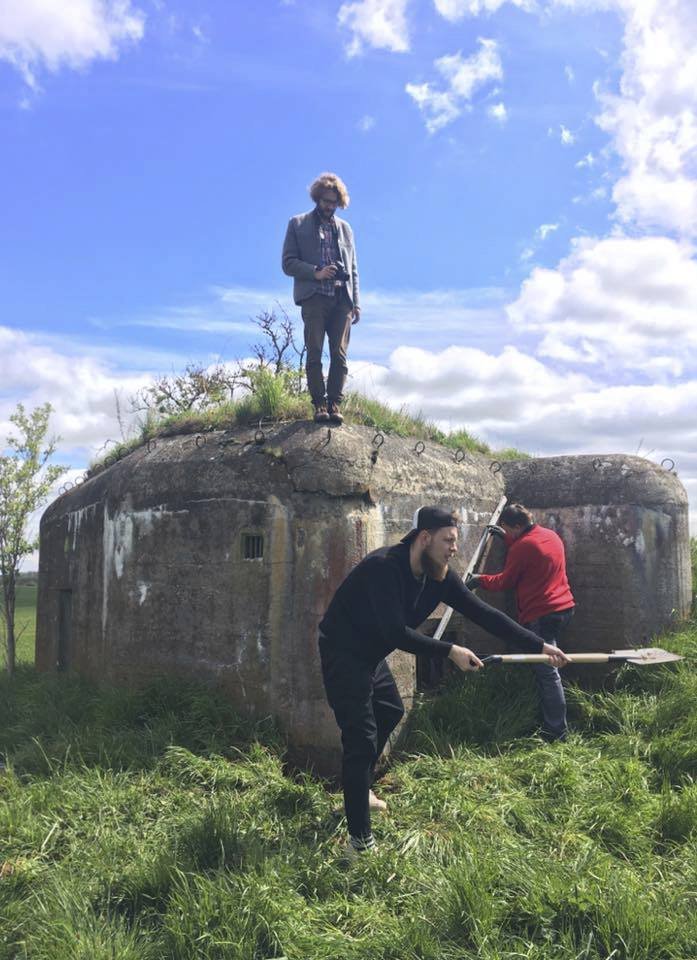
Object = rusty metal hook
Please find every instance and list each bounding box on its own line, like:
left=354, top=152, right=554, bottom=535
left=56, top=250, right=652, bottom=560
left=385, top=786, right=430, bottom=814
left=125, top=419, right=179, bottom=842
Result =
left=254, top=420, right=266, bottom=445
left=661, top=457, right=675, bottom=472
left=489, top=460, right=502, bottom=475
left=314, top=427, right=332, bottom=451
left=372, top=432, right=385, bottom=449
left=454, top=448, right=465, bottom=463
left=414, top=441, right=425, bottom=456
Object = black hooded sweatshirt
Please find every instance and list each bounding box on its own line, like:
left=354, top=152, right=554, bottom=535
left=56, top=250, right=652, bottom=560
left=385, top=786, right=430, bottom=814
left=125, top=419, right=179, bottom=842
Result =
left=319, top=541, right=545, bottom=668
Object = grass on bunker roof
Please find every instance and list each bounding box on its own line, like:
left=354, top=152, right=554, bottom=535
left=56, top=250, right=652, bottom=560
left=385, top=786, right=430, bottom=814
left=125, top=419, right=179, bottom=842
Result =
left=89, top=376, right=529, bottom=475
left=1, top=614, right=696, bottom=959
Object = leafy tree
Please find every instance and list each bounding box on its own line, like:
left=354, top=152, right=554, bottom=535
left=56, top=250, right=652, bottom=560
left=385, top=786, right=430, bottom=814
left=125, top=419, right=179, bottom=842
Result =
left=0, top=403, right=67, bottom=675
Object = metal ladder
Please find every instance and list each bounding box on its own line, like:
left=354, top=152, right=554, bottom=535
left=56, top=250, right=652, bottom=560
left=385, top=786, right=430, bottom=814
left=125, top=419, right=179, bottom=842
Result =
left=432, top=494, right=508, bottom=642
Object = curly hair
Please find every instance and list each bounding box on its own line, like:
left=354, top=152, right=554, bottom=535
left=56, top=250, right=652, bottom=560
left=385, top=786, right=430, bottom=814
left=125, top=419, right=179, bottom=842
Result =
left=309, top=172, right=350, bottom=209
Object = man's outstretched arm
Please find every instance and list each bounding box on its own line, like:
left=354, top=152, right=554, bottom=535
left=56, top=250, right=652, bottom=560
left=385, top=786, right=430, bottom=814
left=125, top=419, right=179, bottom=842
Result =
left=445, top=576, right=569, bottom=666
left=366, top=565, right=481, bottom=669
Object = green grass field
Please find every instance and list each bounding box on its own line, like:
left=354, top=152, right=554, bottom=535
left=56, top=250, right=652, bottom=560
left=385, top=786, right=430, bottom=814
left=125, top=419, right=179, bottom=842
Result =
left=1, top=617, right=696, bottom=959
left=13, top=584, right=36, bottom=665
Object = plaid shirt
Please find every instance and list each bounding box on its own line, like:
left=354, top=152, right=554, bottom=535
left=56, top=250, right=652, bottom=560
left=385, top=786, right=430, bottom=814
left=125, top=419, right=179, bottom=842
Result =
left=317, top=214, right=342, bottom=297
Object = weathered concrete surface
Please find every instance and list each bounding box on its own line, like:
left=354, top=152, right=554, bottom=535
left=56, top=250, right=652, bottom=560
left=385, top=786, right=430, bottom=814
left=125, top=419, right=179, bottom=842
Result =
left=497, top=455, right=692, bottom=654
left=37, top=422, right=503, bottom=775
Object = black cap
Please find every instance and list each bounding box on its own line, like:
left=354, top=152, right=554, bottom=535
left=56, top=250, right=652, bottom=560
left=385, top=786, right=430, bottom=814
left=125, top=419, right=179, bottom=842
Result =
left=401, top=506, right=459, bottom=544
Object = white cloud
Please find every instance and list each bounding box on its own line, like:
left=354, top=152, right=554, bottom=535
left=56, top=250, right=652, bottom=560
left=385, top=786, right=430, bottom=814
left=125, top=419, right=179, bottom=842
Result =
left=358, top=114, right=377, bottom=132
left=433, top=0, right=536, bottom=19
left=488, top=101, right=508, bottom=122
left=0, top=326, right=154, bottom=460
left=350, top=344, right=590, bottom=421
left=0, top=0, right=145, bottom=88
left=431, top=0, right=697, bottom=234
left=565, top=64, right=575, bottom=83
left=507, top=234, right=697, bottom=376
left=560, top=124, right=575, bottom=145
left=558, top=0, right=697, bottom=237
left=536, top=222, right=559, bottom=240
left=576, top=152, right=595, bottom=168
left=406, top=38, right=502, bottom=132
left=349, top=346, right=697, bottom=529
left=337, top=0, right=410, bottom=57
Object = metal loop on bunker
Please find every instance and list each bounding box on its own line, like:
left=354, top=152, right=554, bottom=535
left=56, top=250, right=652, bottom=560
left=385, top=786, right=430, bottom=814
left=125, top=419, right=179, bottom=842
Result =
left=254, top=429, right=266, bottom=445
left=195, top=435, right=207, bottom=449
left=454, top=448, right=465, bottom=463
left=661, top=457, right=675, bottom=472
left=592, top=458, right=603, bottom=471
left=103, top=454, right=115, bottom=468
left=372, top=432, right=385, bottom=449
left=314, top=427, right=332, bottom=451
left=147, top=439, right=157, bottom=453
left=74, top=475, right=85, bottom=487
left=489, top=460, right=502, bottom=475
left=414, top=441, right=425, bottom=456
left=60, top=481, right=74, bottom=495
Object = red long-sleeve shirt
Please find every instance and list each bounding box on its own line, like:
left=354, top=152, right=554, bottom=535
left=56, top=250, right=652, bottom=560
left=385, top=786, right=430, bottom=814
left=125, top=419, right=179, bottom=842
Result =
left=477, top=524, right=574, bottom=625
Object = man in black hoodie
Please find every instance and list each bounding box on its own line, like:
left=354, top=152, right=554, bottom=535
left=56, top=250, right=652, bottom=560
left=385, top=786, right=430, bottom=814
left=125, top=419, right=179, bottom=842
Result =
left=319, top=506, right=569, bottom=855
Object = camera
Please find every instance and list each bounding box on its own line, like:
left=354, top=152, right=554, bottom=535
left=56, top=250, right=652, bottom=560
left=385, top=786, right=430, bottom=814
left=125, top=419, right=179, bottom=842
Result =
left=332, top=258, right=350, bottom=282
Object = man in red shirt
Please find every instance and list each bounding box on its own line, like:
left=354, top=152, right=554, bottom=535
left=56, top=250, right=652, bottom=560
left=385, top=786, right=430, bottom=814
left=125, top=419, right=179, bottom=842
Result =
left=469, top=503, right=575, bottom=741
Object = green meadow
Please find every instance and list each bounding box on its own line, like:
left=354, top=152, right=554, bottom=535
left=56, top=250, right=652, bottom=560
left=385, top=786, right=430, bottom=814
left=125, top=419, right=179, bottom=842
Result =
left=1, top=595, right=697, bottom=959
left=13, top=585, right=37, bottom=666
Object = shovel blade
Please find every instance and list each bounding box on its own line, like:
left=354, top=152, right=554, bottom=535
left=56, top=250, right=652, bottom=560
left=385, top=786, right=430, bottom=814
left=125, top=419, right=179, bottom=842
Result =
left=614, top=647, right=684, bottom=664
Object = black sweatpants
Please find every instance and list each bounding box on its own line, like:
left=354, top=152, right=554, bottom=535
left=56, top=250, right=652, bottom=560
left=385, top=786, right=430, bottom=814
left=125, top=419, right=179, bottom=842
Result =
left=319, top=637, right=405, bottom=840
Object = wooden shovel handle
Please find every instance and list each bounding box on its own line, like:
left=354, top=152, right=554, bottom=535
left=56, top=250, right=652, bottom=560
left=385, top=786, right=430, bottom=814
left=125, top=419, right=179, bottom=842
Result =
left=494, top=653, right=611, bottom=664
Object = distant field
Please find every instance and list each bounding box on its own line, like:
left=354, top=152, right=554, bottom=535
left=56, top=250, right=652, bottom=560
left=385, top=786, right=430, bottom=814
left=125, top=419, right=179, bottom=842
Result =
left=13, top=583, right=37, bottom=663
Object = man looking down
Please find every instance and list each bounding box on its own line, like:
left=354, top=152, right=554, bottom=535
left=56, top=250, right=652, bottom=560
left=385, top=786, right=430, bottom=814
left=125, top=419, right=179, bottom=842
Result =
left=318, top=506, right=570, bottom=856
left=469, top=503, right=575, bottom=742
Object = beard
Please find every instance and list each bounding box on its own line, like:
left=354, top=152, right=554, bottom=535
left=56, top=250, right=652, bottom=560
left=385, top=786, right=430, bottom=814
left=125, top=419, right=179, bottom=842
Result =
left=422, top=548, right=448, bottom=582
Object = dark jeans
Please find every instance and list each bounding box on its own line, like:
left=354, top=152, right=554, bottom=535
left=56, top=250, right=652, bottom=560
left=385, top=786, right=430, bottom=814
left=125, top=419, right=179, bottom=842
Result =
left=319, top=639, right=404, bottom=840
left=524, top=607, right=574, bottom=740
left=300, top=291, right=353, bottom=405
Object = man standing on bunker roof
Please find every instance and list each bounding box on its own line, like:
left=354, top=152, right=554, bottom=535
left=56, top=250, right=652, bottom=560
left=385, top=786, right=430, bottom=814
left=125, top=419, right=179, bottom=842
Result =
left=282, top=172, right=359, bottom=426
left=319, top=506, right=570, bottom=858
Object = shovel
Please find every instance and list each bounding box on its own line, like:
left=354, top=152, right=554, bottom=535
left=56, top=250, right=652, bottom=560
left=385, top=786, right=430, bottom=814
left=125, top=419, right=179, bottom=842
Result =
left=482, top=647, right=684, bottom=666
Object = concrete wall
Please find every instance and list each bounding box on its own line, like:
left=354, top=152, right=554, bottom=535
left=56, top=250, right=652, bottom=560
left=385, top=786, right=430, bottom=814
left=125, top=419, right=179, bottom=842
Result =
left=499, top=455, right=692, bottom=653
left=37, top=422, right=502, bottom=774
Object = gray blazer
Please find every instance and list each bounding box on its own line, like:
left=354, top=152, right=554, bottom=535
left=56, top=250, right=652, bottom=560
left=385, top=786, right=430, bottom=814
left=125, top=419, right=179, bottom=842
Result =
left=282, top=209, right=360, bottom=309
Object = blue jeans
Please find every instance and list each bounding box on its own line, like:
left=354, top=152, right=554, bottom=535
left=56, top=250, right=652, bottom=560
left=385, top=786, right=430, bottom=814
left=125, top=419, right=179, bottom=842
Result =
left=523, top=607, right=574, bottom=741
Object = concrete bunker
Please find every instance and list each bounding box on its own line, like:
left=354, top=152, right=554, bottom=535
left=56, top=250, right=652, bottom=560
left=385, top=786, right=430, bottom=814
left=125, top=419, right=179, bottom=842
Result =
left=36, top=426, right=692, bottom=772
left=37, top=422, right=503, bottom=773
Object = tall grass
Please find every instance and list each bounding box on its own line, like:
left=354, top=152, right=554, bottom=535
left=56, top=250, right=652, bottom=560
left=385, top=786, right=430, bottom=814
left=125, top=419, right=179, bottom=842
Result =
left=1, top=623, right=696, bottom=958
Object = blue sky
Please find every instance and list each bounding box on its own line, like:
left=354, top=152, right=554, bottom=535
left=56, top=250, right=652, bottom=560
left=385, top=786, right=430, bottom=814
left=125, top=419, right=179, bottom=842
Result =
left=2, top=0, right=696, bottom=547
